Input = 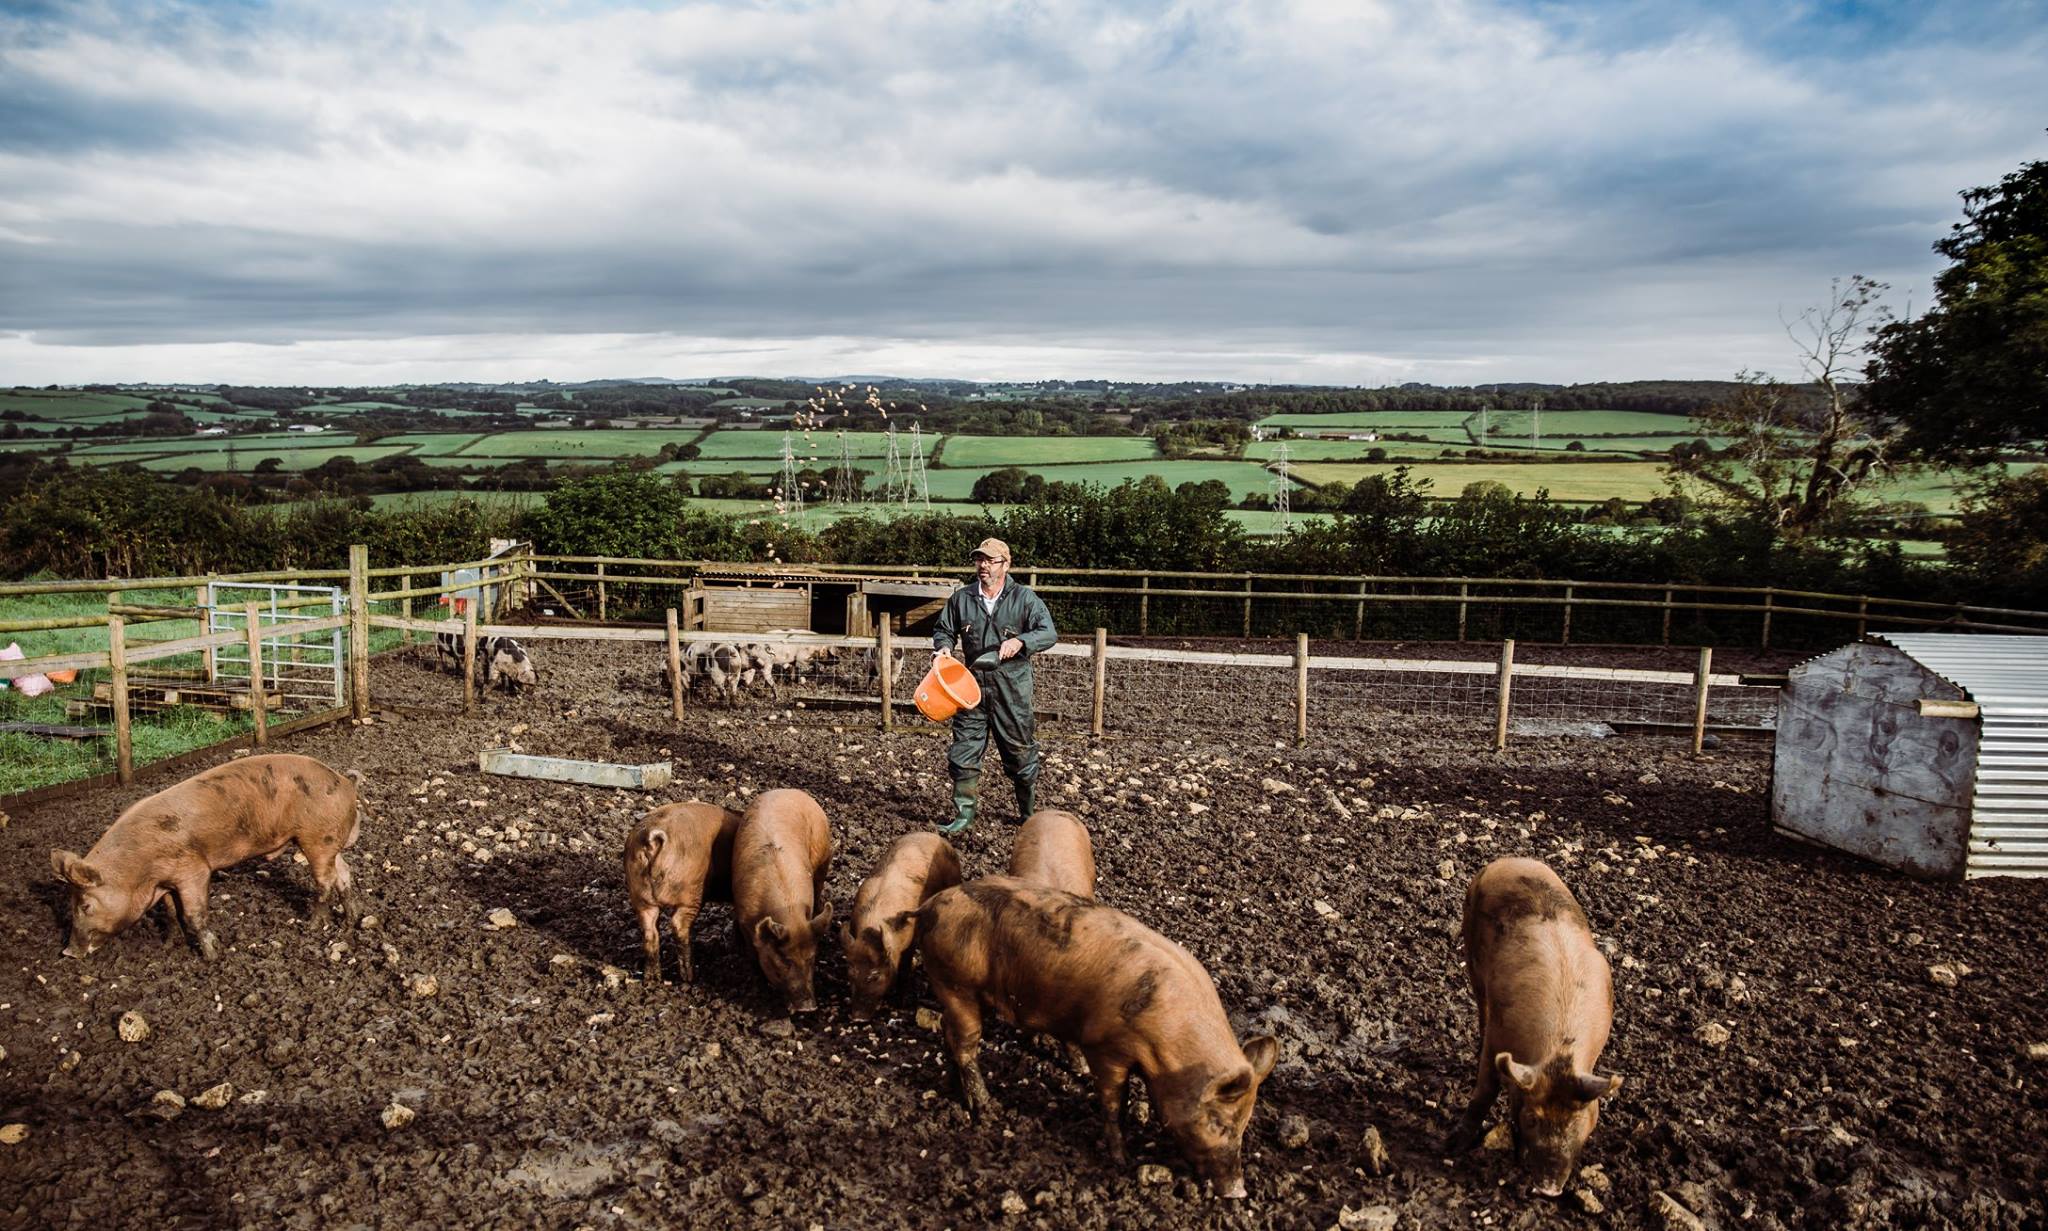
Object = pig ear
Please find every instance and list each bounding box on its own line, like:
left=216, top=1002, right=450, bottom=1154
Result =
left=1241, top=1034, right=1279, bottom=1082
left=837, top=920, right=856, bottom=948
left=885, top=909, right=918, bottom=933
left=1574, top=1072, right=1624, bottom=1103
left=809, top=901, right=832, bottom=934
left=645, top=829, right=667, bottom=854
left=1495, top=1052, right=1542, bottom=1092
left=51, top=850, right=100, bottom=888
left=861, top=924, right=884, bottom=948
left=756, top=916, right=788, bottom=945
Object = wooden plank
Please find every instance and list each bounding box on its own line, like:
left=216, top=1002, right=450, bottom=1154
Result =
left=665, top=609, right=684, bottom=722
left=478, top=748, right=674, bottom=790
left=110, top=616, right=132, bottom=784
left=1918, top=699, right=1981, bottom=719
left=1691, top=647, right=1712, bottom=755
left=1494, top=639, right=1514, bottom=752
left=1091, top=628, right=1107, bottom=737
left=862, top=579, right=957, bottom=599
left=0, top=721, right=110, bottom=741
left=463, top=603, right=478, bottom=717
left=245, top=601, right=268, bottom=747
left=1295, top=633, right=1309, bottom=745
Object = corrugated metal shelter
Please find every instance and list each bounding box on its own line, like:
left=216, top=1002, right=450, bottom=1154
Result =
left=1772, top=633, right=2048, bottom=879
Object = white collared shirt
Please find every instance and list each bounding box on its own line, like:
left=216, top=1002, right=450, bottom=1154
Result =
left=977, top=579, right=1006, bottom=616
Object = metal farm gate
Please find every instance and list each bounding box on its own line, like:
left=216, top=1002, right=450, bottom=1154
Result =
left=207, top=581, right=346, bottom=711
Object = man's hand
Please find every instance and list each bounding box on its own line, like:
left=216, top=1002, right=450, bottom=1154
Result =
left=998, top=637, right=1024, bottom=662
left=934, top=646, right=953, bottom=660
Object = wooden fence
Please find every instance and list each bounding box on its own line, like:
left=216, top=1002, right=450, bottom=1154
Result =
left=6, top=545, right=2042, bottom=795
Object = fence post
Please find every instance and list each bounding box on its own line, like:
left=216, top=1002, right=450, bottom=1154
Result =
left=347, top=544, right=370, bottom=720
left=1856, top=595, right=1869, bottom=639
left=665, top=608, right=684, bottom=722
left=1295, top=633, right=1309, bottom=745
left=1091, top=627, right=1107, bottom=738
left=1242, top=577, right=1253, bottom=639
left=109, top=615, right=132, bottom=784
left=878, top=621, right=894, bottom=732
left=1355, top=582, right=1367, bottom=640
left=1662, top=587, right=1673, bottom=646
left=1139, top=576, right=1150, bottom=637
left=244, top=602, right=268, bottom=747
left=199, top=580, right=217, bottom=682
left=1760, top=591, right=1774, bottom=650
left=462, top=602, right=478, bottom=716
left=597, top=562, right=608, bottom=622
left=1457, top=582, right=1469, bottom=642
left=1493, top=639, right=1515, bottom=752
left=1691, top=647, right=1713, bottom=756
left=1561, top=585, right=1574, bottom=645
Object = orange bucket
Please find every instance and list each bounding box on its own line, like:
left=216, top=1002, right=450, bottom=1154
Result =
left=914, top=655, right=982, bottom=722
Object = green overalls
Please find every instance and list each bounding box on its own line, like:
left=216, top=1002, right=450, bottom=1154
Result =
left=932, top=581, right=1058, bottom=831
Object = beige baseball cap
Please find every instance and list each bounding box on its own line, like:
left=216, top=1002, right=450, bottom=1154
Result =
left=969, top=537, right=1012, bottom=562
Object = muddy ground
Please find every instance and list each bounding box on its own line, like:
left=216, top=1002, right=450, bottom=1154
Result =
left=2, top=636, right=2044, bottom=1230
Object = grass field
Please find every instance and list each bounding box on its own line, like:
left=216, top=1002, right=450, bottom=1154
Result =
left=367, top=490, right=545, bottom=512
left=924, top=459, right=1278, bottom=501
left=693, top=430, right=897, bottom=461
left=1292, top=461, right=1678, bottom=502
left=458, top=429, right=708, bottom=458
left=1254, top=410, right=1476, bottom=429
left=1477, top=409, right=1702, bottom=437
left=0, top=389, right=159, bottom=420
left=376, top=433, right=487, bottom=456
left=68, top=431, right=317, bottom=458
left=938, top=435, right=1160, bottom=466
left=141, top=446, right=412, bottom=472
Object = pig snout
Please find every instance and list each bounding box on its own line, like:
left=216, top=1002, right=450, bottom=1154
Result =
left=1194, top=1147, right=1248, bottom=1199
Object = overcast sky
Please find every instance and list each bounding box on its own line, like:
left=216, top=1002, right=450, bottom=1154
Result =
left=2, top=0, right=2044, bottom=387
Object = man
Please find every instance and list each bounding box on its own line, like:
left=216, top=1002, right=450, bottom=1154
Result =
left=931, top=538, right=1058, bottom=835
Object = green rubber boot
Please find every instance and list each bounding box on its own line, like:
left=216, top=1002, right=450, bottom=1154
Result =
left=1014, top=775, right=1036, bottom=823
left=938, top=776, right=980, bottom=837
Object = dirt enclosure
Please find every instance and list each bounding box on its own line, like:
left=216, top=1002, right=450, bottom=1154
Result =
left=2, top=638, right=2044, bottom=1230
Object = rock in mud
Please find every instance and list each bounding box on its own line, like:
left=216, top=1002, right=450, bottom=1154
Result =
left=1335, top=1204, right=1398, bottom=1231
left=1579, top=1163, right=1612, bottom=1195
left=999, top=1190, right=1027, bottom=1216
left=117, top=1011, right=151, bottom=1043
left=915, top=1007, right=942, bottom=1031
left=192, top=1082, right=234, bottom=1110
left=1575, top=1189, right=1606, bottom=1214
left=58, top=1050, right=81, bottom=1073
left=1482, top=1120, right=1512, bottom=1151
left=1653, top=1190, right=1706, bottom=1231
left=1696, top=1021, right=1731, bottom=1047
left=1927, top=963, right=1960, bottom=987
left=381, top=1102, right=416, bottom=1131
left=1137, top=1163, right=1173, bottom=1186
left=1361, top=1125, right=1392, bottom=1175
left=142, top=1090, right=185, bottom=1121
left=0, top=1124, right=28, bottom=1146
left=487, top=908, right=518, bottom=929
left=358, top=915, right=381, bottom=931
left=1278, top=1115, right=1311, bottom=1148
left=598, top=964, right=628, bottom=990
left=2025, top=1041, right=2048, bottom=1061
left=408, top=974, right=440, bottom=998
left=760, top=1018, right=795, bottom=1039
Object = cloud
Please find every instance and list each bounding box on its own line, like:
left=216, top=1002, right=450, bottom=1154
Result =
left=0, top=0, right=2043, bottom=383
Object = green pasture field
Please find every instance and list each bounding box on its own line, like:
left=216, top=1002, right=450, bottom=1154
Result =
left=1292, top=461, right=1677, bottom=503
left=314, top=401, right=414, bottom=413
left=1255, top=410, right=1477, bottom=429
left=938, top=435, right=1160, bottom=467
left=693, top=430, right=897, bottom=461
left=1246, top=438, right=1471, bottom=462
left=0, top=389, right=158, bottom=420
left=69, top=432, right=315, bottom=458
left=141, top=446, right=411, bottom=472
left=657, top=460, right=784, bottom=478
left=376, top=433, right=486, bottom=456
left=924, top=460, right=1278, bottom=502
left=710, top=397, right=793, bottom=409
left=1476, top=409, right=1701, bottom=437
left=458, top=429, right=708, bottom=459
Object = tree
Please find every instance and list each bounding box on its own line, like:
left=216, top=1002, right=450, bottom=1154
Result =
left=1674, top=277, right=1895, bottom=541
left=1864, top=156, right=2048, bottom=461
